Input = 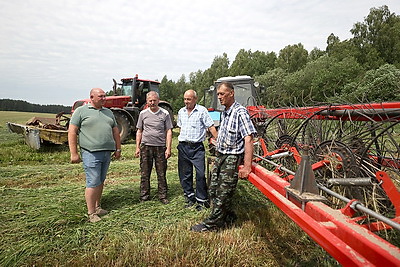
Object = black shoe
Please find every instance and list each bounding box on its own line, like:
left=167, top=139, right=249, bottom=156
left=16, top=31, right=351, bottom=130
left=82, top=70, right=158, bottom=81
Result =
left=160, top=198, right=169, bottom=204
left=195, top=202, right=210, bottom=211
left=195, top=204, right=204, bottom=211
left=190, top=223, right=215, bottom=232
left=225, top=212, right=238, bottom=227
left=184, top=199, right=196, bottom=208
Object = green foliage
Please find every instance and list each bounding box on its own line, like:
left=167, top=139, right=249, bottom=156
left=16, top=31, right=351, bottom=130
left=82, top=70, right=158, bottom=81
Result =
left=230, top=49, right=276, bottom=77
left=351, top=5, right=400, bottom=69
left=338, top=64, right=400, bottom=102
left=306, top=56, right=363, bottom=102
left=276, top=43, right=308, bottom=73
left=157, top=5, right=400, bottom=108
left=255, top=68, right=288, bottom=107
left=0, top=99, right=71, bottom=114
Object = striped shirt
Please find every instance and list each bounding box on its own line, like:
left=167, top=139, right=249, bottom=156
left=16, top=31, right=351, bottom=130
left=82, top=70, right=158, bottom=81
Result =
left=217, top=101, right=257, bottom=154
left=177, top=104, right=214, bottom=143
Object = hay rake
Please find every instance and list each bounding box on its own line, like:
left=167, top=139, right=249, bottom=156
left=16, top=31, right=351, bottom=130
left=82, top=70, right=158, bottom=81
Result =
left=245, top=102, right=400, bottom=265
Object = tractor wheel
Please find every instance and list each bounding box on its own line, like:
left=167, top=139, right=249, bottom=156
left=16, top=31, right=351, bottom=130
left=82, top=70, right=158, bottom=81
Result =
left=113, top=111, right=131, bottom=143
left=160, top=105, right=176, bottom=127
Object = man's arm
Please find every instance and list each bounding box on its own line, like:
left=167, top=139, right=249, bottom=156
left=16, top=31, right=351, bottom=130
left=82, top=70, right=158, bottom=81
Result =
left=68, top=124, right=81, bottom=163
left=208, top=126, right=218, bottom=140
left=165, top=128, right=172, bottom=159
left=135, top=129, right=143, bottom=158
left=238, top=135, right=254, bottom=179
left=112, top=126, right=122, bottom=159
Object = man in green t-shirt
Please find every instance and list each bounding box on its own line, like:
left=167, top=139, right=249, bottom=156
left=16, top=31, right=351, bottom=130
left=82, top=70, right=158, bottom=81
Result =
left=68, top=88, right=121, bottom=223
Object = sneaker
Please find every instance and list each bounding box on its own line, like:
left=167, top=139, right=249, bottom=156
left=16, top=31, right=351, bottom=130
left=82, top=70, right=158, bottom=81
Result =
left=95, top=206, right=108, bottom=216
left=160, top=198, right=169, bottom=204
left=190, top=223, right=216, bottom=232
left=88, top=213, right=101, bottom=223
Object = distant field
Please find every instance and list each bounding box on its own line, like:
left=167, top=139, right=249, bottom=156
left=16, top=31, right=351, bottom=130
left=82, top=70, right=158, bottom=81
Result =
left=0, top=111, right=336, bottom=266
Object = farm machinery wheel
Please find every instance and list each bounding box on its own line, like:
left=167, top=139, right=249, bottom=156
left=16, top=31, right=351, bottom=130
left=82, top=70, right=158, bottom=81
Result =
left=295, top=112, right=397, bottom=219
left=113, top=111, right=131, bottom=143
left=357, top=120, right=400, bottom=219
left=260, top=115, right=303, bottom=172
left=312, top=140, right=365, bottom=206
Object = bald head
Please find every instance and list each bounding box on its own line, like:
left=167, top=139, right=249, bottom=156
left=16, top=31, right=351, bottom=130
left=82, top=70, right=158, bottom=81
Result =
left=184, top=89, right=197, bottom=99
left=183, top=89, right=198, bottom=111
left=90, top=88, right=106, bottom=109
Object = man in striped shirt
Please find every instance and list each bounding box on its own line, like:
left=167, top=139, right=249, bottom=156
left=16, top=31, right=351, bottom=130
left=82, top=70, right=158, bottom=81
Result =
left=191, top=82, right=257, bottom=232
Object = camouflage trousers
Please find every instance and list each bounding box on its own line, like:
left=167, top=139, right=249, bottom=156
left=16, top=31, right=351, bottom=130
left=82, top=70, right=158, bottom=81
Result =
left=203, top=153, right=243, bottom=229
left=140, top=145, right=168, bottom=200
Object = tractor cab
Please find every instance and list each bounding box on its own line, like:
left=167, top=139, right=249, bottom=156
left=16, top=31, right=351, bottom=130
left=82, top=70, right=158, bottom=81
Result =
left=206, top=75, right=264, bottom=126
left=114, top=74, right=161, bottom=108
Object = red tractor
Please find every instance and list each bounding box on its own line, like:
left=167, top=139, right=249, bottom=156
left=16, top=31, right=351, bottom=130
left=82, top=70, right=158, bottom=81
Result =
left=72, top=74, right=175, bottom=142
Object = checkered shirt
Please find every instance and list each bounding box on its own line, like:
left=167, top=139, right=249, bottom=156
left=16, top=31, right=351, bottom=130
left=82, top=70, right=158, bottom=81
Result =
left=217, top=101, right=257, bottom=154
left=177, top=104, right=214, bottom=143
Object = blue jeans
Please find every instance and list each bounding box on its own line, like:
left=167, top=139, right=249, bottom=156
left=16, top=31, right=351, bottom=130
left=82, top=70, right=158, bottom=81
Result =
left=177, top=142, right=208, bottom=203
left=81, top=149, right=111, bottom=188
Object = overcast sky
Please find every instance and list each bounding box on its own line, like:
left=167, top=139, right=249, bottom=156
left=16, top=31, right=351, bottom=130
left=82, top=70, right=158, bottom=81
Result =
left=1, top=0, right=399, bottom=106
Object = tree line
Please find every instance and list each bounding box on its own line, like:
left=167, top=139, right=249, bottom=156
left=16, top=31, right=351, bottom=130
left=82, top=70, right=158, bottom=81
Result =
left=4, top=6, right=399, bottom=115
left=158, top=5, right=400, bottom=112
left=0, top=99, right=71, bottom=114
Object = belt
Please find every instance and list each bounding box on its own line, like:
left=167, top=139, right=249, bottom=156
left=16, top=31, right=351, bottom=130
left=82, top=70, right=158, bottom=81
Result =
left=179, top=141, right=203, bottom=145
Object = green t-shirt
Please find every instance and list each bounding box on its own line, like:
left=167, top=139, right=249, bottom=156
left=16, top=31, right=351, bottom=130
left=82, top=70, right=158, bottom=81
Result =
left=70, top=103, right=117, bottom=152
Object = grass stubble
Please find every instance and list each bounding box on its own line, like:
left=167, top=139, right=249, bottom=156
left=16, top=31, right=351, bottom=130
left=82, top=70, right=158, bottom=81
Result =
left=0, top=111, right=337, bottom=266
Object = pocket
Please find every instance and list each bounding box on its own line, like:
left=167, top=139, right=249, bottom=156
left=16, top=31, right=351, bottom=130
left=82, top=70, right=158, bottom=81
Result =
left=224, top=129, right=238, bottom=148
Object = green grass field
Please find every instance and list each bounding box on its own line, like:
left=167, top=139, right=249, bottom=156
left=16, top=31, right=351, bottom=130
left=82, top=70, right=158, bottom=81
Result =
left=0, top=111, right=337, bottom=266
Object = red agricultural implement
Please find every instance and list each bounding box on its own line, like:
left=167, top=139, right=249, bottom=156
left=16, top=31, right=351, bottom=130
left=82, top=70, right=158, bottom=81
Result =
left=244, top=102, right=400, bottom=265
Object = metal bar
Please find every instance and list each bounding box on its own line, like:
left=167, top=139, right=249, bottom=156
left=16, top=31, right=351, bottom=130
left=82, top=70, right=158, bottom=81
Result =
left=248, top=163, right=400, bottom=266
left=254, top=153, right=295, bottom=175
left=267, top=151, right=293, bottom=159
left=327, top=178, right=372, bottom=186
left=255, top=153, right=400, bottom=230
left=318, top=184, right=400, bottom=231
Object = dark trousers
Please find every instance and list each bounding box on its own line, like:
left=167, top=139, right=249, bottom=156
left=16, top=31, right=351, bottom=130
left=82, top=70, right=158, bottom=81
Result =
left=177, top=142, right=208, bottom=203
left=140, top=145, right=168, bottom=200
left=203, top=153, right=243, bottom=228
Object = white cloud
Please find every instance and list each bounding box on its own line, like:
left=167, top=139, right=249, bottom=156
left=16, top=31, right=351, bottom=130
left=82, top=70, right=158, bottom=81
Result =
left=0, top=0, right=399, bottom=105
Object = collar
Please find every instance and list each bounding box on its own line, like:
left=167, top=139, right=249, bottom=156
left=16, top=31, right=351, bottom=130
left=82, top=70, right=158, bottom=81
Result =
left=224, top=101, right=239, bottom=116
left=87, top=103, right=104, bottom=110
left=147, top=107, right=161, bottom=114
left=184, top=104, right=199, bottom=114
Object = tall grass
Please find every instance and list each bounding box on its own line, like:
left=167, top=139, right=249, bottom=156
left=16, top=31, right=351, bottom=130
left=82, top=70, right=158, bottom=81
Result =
left=0, top=111, right=337, bottom=266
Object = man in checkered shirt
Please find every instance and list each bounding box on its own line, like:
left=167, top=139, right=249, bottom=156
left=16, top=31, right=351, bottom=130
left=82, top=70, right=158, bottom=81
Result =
left=191, top=82, right=257, bottom=232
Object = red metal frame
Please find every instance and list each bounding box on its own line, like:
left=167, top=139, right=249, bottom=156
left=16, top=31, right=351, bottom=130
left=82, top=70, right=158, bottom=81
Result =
left=247, top=163, right=400, bottom=266
left=248, top=102, right=400, bottom=121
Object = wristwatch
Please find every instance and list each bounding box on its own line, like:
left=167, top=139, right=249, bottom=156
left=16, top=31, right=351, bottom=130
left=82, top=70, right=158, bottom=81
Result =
left=116, top=149, right=122, bottom=152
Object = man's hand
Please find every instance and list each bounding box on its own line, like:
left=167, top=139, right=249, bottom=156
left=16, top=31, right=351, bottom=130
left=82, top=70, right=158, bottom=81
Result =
left=113, top=150, right=121, bottom=159
left=165, top=149, right=171, bottom=159
left=135, top=147, right=140, bottom=158
left=70, top=153, right=81, bottom=164
left=238, top=165, right=251, bottom=179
